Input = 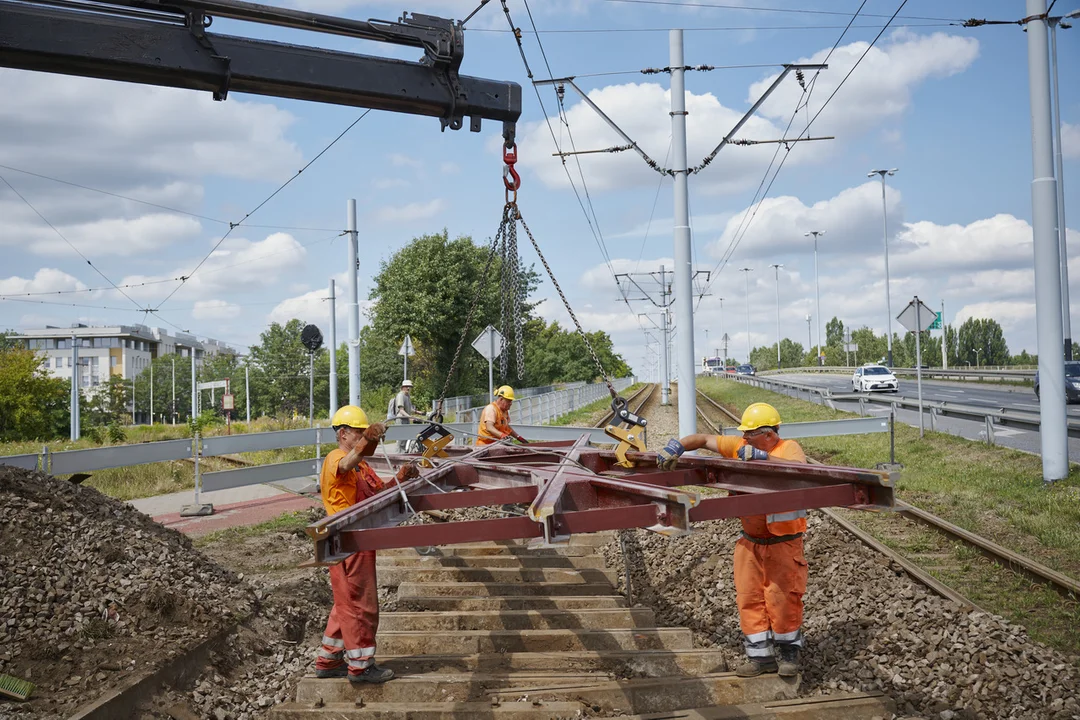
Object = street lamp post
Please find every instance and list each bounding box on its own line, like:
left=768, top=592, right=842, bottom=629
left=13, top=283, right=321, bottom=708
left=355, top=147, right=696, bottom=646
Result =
left=770, top=264, right=783, bottom=369
left=971, top=348, right=981, bottom=368
left=805, top=231, right=825, bottom=364
left=718, top=297, right=724, bottom=362
left=740, top=268, right=753, bottom=363
left=1050, top=12, right=1077, bottom=359
left=869, top=169, right=898, bottom=367
left=806, top=314, right=812, bottom=359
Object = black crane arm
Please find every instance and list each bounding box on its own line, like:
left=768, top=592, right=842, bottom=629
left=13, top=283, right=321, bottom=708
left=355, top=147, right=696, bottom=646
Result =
left=0, top=0, right=521, bottom=138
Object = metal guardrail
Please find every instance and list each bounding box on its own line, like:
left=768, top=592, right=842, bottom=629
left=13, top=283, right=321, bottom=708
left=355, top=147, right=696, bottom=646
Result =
left=0, top=453, right=39, bottom=470
left=718, top=416, right=888, bottom=439
left=456, top=377, right=636, bottom=426
left=727, top=373, right=1079, bottom=444
left=49, top=438, right=194, bottom=475
left=750, top=365, right=1035, bottom=382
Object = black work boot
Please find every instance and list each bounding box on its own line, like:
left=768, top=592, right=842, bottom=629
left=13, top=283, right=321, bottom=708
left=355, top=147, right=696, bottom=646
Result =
left=734, top=658, right=778, bottom=677
left=314, top=665, right=347, bottom=679
left=777, top=645, right=800, bottom=677
left=349, top=664, right=395, bottom=684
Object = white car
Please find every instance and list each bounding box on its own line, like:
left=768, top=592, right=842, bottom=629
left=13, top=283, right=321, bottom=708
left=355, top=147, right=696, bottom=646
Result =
left=852, top=365, right=898, bottom=393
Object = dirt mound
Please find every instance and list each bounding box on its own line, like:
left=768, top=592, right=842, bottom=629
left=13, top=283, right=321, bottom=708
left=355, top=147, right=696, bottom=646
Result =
left=0, top=465, right=256, bottom=718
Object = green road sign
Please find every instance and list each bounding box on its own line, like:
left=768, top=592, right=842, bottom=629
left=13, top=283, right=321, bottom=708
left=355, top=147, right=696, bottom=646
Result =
left=928, top=311, right=942, bottom=330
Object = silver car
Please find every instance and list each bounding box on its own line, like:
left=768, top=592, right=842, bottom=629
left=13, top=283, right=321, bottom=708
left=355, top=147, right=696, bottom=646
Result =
left=852, top=365, right=898, bottom=393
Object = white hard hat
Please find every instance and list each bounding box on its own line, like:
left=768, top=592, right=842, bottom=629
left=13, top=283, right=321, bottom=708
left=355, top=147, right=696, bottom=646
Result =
left=401, top=380, right=414, bottom=387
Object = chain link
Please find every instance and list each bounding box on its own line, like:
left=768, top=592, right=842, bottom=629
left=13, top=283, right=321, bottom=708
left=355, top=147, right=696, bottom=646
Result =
left=498, top=209, right=525, bottom=380
left=517, top=211, right=617, bottom=399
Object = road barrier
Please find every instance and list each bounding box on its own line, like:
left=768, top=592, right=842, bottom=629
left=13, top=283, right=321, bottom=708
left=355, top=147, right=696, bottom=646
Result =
left=735, top=365, right=1035, bottom=383
left=726, top=373, right=1079, bottom=444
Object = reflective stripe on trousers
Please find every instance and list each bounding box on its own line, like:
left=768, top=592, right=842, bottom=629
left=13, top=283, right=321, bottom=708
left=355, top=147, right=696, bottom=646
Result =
left=316, top=551, right=380, bottom=674
left=734, top=535, right=807, bottom=655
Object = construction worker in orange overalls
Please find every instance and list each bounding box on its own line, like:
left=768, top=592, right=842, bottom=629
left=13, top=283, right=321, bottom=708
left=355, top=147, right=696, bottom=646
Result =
left=315, top=405, right=419, bottom=684
left=657, top=402, right=807, bottom=678
left=476, top=385, right=529, bottom=446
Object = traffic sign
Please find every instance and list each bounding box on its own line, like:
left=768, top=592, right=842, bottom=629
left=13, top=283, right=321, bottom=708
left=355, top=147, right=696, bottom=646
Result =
left=398, top=334, right=415, bottom=356
left=928, top=312, right=942, bottom=330
left=222, top=393, right=235, bottom=411
left=897, top=297, right=937, bottom=333
left=472, top=325, right=504, bottom=361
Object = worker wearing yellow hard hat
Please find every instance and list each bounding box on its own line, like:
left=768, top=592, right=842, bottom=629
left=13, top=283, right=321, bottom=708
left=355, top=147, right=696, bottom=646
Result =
left=476, top=385, right=529, bottom=445
left=656, top=402, right=808, bottom=679
left=314, top=405, right=419, bottom=685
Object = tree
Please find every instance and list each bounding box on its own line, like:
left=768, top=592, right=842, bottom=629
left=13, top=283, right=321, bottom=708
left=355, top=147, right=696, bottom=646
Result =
left=0, top=347, right=69, bottom=441
left=367, top=230, right=539, bottom=398
left=825, top=317, right=845, bottom=348
left=83, top=375, right=130, bottom=428
left=524, top=319, right=630, bottom=385
left=249, top=320, right=316, bottom=417
left=956, top=317, right=1009, bottom=367
left=850, top=327, right=888, bottom=366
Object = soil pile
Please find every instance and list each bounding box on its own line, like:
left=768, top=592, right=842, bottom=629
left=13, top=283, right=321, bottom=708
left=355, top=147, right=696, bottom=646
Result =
left=0, top=465, right=255, bottom=718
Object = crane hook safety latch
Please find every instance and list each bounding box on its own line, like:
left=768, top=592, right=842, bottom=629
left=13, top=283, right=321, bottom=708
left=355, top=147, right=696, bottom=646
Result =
left=503, top=143, right=521, bottom=204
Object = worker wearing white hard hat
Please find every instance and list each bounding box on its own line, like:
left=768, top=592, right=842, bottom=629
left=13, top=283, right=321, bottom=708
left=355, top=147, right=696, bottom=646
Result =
left=386, top=379, right=422, bottom=424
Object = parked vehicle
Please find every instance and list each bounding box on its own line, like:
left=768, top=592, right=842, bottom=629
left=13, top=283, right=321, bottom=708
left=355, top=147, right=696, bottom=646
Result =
left=852, top=364, right=898, bottom=393
left=1034, top=361, right=1080, bottom=404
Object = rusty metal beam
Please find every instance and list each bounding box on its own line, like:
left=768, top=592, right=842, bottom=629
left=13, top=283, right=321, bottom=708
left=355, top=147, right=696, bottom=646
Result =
left=304, top=434, right=895, bottom=564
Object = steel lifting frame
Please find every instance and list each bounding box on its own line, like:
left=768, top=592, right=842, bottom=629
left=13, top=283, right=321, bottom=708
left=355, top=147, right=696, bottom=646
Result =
left=0, top=0, right=522, bottom=137
left=304, top=435, right=895, bottom=565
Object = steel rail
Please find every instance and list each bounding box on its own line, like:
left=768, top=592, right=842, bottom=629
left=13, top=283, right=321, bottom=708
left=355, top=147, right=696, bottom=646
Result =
left=696, top=386, right=1080, bottom=603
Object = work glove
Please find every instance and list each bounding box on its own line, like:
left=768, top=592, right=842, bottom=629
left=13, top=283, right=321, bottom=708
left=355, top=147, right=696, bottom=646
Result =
left=363, top=422, right=387, bottom=442
left=394, top=462, right=420, bottom=483
left=513, top=433, right=529, bottom=445
left=656, top=439, right=685, bottom=470
left=737, top=445, right=769, bottom=461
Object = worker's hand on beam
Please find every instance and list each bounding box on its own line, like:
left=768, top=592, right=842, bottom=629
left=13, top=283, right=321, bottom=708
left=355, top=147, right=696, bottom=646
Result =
left=737, top=445, right=769, bottom=461
left=513, top=433, right=529, bottom=445
left=395, top=462, right=420, bottom=483
left=656, top=439, right=684, bottom=470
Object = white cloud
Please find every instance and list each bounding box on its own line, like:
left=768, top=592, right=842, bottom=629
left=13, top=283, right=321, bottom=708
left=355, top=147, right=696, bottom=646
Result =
left=373, top=178, right=410, bottom=190
left=9, top=213, right=203, bottom=257
left=373, top=199, right=447, bottom=223
left=192, top=300, right=242, bottom=320
left=267, top=285, right=373, bottom=329
left=1063, top=122, right=1080, bottom=161
left=388, top=153, right=422, bottom=168
left=0, top=268, right=86, bottom=296
left=752, top=30, right=979, bottom=138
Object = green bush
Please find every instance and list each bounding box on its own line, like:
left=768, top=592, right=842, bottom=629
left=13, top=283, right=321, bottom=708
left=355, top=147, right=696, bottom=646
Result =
left=83, top=425, right=105, bottom=444
left=107, top=423, right=127, bottom=444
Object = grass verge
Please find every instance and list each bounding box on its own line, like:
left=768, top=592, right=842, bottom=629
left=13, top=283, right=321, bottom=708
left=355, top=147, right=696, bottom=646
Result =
left=698, top=375, right=1080, bottom=656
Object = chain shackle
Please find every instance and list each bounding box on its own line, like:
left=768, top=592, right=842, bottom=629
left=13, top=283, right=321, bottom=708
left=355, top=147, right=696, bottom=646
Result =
left=503, top=143, right=520, bottom=204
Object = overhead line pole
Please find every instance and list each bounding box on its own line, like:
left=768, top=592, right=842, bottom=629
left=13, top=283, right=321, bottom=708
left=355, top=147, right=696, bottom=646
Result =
left=328, top=277, right=338, bottom=417
left=347, top=199, right=361, bottom=407
left=741, top=267, right=753, bottom=363
left=1049, top=14, right=1073, bottom=359
left=770, top=263, right=783, bottom=369
left=1026, top=0, right=1068, bottom=482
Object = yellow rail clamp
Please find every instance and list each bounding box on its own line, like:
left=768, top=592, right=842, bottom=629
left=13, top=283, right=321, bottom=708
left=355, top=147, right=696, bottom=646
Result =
left=417, top=424, right=453, bottom=468
left=604, top=396, right=648, bottom=468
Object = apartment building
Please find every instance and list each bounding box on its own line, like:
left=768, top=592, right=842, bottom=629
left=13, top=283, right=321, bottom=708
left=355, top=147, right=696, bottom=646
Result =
left=16, top=323, right=232, bottom=390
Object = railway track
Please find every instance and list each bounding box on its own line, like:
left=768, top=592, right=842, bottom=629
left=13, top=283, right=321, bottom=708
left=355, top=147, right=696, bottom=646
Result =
left=268, top=384, right=895, bottom=718
left=694, top=388, right=1080, bottom=610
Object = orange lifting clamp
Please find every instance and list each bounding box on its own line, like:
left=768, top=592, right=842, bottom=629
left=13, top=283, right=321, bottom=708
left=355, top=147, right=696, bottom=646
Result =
left=603, top=396, right=647, bottom=468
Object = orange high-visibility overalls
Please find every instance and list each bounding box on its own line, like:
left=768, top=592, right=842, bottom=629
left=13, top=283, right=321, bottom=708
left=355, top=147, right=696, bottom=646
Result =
left=715, top=435, right=808, bottom=660
left=316, top=449, right=386, bottom=677
left=476, top=402, right=512, bottom=445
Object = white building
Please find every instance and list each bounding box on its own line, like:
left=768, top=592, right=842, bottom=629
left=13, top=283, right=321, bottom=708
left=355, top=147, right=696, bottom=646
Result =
left=15, top=323, right=233, bottom=390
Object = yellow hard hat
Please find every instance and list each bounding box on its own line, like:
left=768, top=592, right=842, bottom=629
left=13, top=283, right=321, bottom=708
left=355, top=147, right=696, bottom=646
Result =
left=738, top=402, right=781, bottom=432
left=331, top=405, right=370, bottom=430
left=495, top=385, right=516, bottom=401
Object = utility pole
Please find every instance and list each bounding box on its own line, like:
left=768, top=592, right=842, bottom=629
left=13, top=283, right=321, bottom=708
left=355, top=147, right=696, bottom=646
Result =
left=718, top=297, right=724, bottom=362
left=149, top=361, right=154, bottom=424
left=869, top=168, right=897, bottom=366
left=770, top=264, right=783, bottom=369
left=668, top=29, right=698, bottom=435
left=132, top=377, right=136, bottom=424
left=171, top=356, right=176, bottom=425
left=1049, top=12, right=1075, bottom=359
left=70, top=333, right=78, bottom=441
left=618, top=265, right=707, bottom=406
left=538, top=46, right=823, bottom=437
left=191, top=344, right=197, bottom=420
left=806, top=315, right=812, bottom=359
left=941, top=300, right=948, bottom=370
left=741, top=267, right=753, bottom=363
left=245, top=364, right=250, bottom=423
left=1027, top=0, right=1068, bottom=482
left=805, top=231, right=825, bottom=364
left=347, top=199, right=361, bottom=407
left=328, top=278, right=338, bottom=417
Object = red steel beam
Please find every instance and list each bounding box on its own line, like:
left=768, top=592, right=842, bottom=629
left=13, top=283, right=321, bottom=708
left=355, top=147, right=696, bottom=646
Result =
left=410, top=485, right=539, bottom=512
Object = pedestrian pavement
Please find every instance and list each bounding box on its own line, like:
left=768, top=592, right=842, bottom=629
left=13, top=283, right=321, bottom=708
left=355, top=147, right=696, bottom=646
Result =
left=130, top=475, right=323, bottom=537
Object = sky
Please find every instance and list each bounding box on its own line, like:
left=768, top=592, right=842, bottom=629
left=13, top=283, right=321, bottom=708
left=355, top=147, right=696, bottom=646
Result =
left=1, top=0, right=1079, bottom=382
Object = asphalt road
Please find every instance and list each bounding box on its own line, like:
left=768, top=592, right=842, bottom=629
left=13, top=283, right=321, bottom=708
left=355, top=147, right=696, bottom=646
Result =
left=771, top=372, right=1080, bottom=458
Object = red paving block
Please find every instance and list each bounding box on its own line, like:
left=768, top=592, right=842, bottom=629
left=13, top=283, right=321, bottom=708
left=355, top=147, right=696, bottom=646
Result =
left=156, top=491, right=320, bottom=537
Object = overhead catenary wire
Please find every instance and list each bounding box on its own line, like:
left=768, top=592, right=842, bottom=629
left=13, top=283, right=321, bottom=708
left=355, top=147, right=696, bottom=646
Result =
left=152, top=109, right=372, bottom=311
left=697, top=0, right=890, bottom=305
left=0, top=163, right=342, bottom=233
left=468, top=22, right=955, bottom=34
left=0, top=172, right=147, bottom=314
left=600, top=0, right=956, bottom=22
